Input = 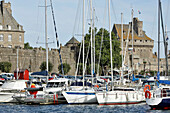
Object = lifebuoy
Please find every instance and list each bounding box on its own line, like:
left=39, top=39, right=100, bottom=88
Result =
left=94, top=85, right=99, bottom=88
left=144, top=85, right=151, bottom=92
left=29, top=84, right=38, bottom=96
left=145, top=90, right=151, bottom=99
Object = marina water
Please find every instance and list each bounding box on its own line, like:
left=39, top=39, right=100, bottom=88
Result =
left=0, top=103, right=169, bottom=113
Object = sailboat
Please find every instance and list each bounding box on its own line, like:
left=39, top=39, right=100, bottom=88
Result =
left=145, top=0, right=170, bottom=110
left=96, top=1, right=145, bottom=105
left=62, top=0, right=97, bottom=104
left=0, top=48, right=29, bottom=103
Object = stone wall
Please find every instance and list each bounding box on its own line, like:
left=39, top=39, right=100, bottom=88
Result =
left=0, top=46, right=76, bottom=75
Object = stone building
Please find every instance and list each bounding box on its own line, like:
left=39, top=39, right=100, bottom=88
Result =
left=0, top=0, right=77, bottom=75
left=0, top=46, right=77, bottom=75
left=112, top=17, right=155, bottom=74
left=0, top=0, right=24, bottom=48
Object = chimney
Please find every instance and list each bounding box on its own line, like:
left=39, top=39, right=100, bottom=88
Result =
left=0, top=0, right=4, bottom=15
left=0, top=0, right=12, bottom=15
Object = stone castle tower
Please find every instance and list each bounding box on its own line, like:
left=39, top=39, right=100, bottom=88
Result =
left=112, top=17, right=155, bottom=74
left=0, top=0, right=25, bottom=48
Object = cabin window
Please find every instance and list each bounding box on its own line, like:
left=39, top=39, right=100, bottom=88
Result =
left=46, top=82, right=65, bottom=88
left=167, top=90, right=170, bottom=96
left=0, top=34, right=3, bottom=41
left=8, top=34, right=12, bottom=41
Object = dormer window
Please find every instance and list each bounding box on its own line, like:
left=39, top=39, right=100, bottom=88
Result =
left=8, top=45, right=12, bottom=48
left=7, top=25, right=11, bottom=30
left=0, top=25, right=3, bottom=30
left=19, top=25, right=21, bottom=31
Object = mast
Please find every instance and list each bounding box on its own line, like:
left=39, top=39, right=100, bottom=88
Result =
left=121, top=13, right=124, bottom=81
left=90, top=0, right=93, bottom=85
left=93, top=8, right=95, bottom=78
left=131, top=9, right=134, bottom=75
left=17, top=47, right=18, bottom=79
left=50, top=0, right=64, bottom=75
left=83, top=0, right=85, bottom=89
left=158, top=0, right=160, bottom=73
left=45, top=0, right=48, bottom=77
left=108, top=0, right=113, bottom=91
left=159, top=0, right=168, bottom=77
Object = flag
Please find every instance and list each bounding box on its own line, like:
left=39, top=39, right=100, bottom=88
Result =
left=166, top=36, right=169, bottom=41
left=138, top=10, right=141, bottom=14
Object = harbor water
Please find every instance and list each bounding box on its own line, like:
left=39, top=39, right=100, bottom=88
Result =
left=0, top=103, right=169, bottom=113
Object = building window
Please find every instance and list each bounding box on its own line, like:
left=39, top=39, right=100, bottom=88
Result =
left=123, top=31, right=126, bottom=35
left=0, top=45, right=3, bottom=47
left=140, top=40, right=142, bottom=42
left=129, top=39, right=130, bottom=42
left=145, top=40, right=147, bottom=42
left=0, top=25, right=3, bottom=30
left=8, top=45, right=12, bottom=48
left=71, top=46, right=75, bottom=50
left=135, top=40, right=137, bottom=42
left=8, top=34, right=12, bottom=41
left=19, top=35, right=22, bottom=42
left=0, top=34, right=3, bottom=41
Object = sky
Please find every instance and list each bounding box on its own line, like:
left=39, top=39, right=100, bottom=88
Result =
left=5, top=0, right=170, bottom=58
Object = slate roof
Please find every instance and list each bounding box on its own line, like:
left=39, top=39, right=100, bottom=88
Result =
left=113, top=24, right=153, bottom=41
left=0, top=1, right=24, bottom=31
left=65, top=37, right=79, bottom=45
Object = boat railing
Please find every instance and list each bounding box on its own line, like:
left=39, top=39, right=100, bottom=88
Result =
left=26, top=94, right=44, bottom=99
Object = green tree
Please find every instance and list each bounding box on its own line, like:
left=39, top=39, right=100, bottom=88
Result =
left=40, top=61, right=53, bottom=72
left=58, top=63, right=71, bottom=74
left=0, top=62, right=12, bottom=73
left=78, top=27, right=121, bottom=75
left=24, top=42, right=33, bottom=49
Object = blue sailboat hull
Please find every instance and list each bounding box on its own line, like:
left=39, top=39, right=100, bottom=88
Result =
left=150, top=98, right=170, bottom=110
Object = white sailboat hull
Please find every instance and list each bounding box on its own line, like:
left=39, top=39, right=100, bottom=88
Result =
left=62, top=91, right=97, bottom=104
left=0, top=92, right=15, bottom=102
left=96, top=91, right=145, bottom=105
